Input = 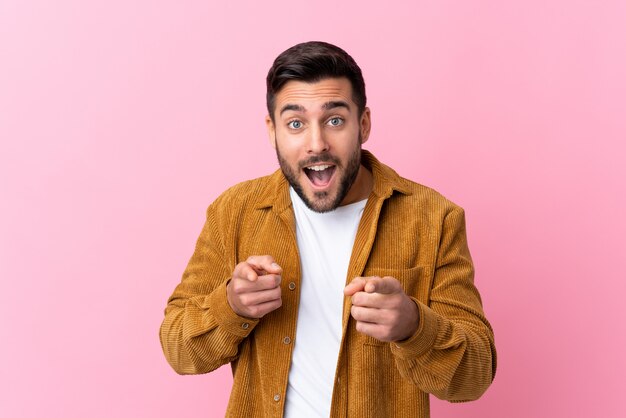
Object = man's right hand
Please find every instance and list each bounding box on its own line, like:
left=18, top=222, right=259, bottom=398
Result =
left=226, top=255, right=283, bottom=318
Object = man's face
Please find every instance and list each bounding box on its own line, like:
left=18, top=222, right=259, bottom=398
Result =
left=266, top=77, right=371, bottom=213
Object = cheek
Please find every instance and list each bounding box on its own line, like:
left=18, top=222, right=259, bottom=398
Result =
left=276, top=141, right=302, bottom=166
left=333, top=130, right=361, bottom=152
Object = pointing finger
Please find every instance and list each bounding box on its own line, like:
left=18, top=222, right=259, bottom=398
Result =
left=364, top=276, right=401, bottom=295
left=246, top=255, right=282, bottom=275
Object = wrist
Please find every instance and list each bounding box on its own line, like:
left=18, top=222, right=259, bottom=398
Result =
left=395, top=297, right=420, bottom=342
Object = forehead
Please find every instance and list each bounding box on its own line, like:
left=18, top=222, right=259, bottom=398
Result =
left=274, top=78, right=355, bottom=113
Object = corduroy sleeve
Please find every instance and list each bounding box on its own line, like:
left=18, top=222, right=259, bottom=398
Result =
left=159, top=201, right=259, bottom=375
left=389, top=206, right=497, bottom=401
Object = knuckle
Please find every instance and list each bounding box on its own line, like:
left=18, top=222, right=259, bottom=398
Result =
left=249, top=306, right=260, bottom=317
left=355, top=321, right=364, bottom=333
left=237, top=265, right=252, bottom=278
left=232, top=266, right=242, bottom=277
left=232, top=281, right=244, bottom=294
left=239, top=294, right=251, bottom=306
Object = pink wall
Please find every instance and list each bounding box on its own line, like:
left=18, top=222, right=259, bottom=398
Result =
left=1, top=1, right=625, bottom=417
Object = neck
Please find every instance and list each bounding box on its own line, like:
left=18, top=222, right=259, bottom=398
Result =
left=340, top=164, right=373, bottom=206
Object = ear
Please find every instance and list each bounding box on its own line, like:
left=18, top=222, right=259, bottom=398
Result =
left=359, top=107, right=371, bottom=145
left=265, top=115, right=277, bottom=149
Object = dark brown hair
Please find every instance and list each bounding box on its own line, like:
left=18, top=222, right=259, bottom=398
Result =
left=266, top=41, right=367, bottom=120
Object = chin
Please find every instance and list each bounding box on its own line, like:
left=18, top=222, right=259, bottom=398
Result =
left=289, top=179, right=342, bottom=212
left=307, top=190, right=340, bottom=213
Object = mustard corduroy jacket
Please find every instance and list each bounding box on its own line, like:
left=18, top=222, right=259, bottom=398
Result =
left=160, top=151, right=497, bottom=417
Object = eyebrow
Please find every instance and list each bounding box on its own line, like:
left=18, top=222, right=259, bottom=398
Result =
left=279, top=104, right=305, bottom=115
left=279, top=100, right=351, bottom=116
left=323, top=100, right=350, bottom=111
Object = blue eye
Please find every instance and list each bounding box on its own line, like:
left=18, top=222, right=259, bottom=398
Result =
left=327, top=117, right=344, bottom=127
left=288, top=120, right=302, bottom=129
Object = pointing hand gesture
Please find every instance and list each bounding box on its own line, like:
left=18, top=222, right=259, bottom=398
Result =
left=227, top=255, right=283, bottom=318
left=344, top=276, right=420, bottom=342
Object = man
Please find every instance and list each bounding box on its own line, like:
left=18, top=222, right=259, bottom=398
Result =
left=160, top=41, right=496, bottom=417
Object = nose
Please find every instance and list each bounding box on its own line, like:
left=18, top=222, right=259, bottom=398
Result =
left=306, top=124, right=329, bottom=154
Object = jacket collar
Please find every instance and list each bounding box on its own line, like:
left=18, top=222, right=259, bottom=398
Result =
left=254, top=149, right=411, bottom=212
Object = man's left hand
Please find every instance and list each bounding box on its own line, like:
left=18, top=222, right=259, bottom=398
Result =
left=344, top=276, right=420, bottom=342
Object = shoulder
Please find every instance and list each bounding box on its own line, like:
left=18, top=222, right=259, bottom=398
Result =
left=374, top=158, right=463, bottom=219
left=209, top=172, right=276, bottom=208
left=206, top=170, right=282, bottom=217
left=382, top=176, right=469, bottom=241
left=395, top=178, right=463, bottom=216
left=366, top=151, right=463, bottom=217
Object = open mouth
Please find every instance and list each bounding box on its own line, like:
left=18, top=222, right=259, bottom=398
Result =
left=304, top=164, right=336, bottom=188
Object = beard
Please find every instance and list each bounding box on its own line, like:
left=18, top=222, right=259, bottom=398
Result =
left=275, top=138, right=362, bottom=213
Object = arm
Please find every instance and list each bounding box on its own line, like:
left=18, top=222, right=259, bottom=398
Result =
left=159, top=204, right=282, bottom=375
left=346, top=207, right=496, bottom=401
left=389, top=206, right=496, bottom=401
left=159, top=203, right=252, bottom=374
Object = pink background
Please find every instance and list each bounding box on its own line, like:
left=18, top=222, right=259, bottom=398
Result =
left=1, top=1, right=625, bottom=417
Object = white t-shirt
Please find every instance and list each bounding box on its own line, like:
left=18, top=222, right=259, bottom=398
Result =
left=284, top=187, right=367, bottom=418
